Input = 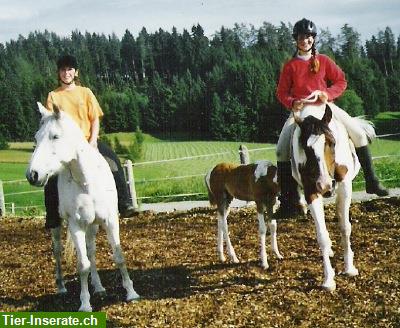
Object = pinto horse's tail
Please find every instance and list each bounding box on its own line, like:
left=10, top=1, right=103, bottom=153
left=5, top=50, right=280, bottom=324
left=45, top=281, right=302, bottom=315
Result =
left=204, top=169, right=217, bottom=206
left=354, top=116, right=376, bottom=143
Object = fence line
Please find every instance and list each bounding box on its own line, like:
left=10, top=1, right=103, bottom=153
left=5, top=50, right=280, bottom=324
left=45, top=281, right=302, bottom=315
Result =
left=2, top=140, right=400, bottom=216
left=134, top=146, right=275, bottom=166
left=136, top=174, right=204, bottom=184
left=5, top=189, right=43, bottom=197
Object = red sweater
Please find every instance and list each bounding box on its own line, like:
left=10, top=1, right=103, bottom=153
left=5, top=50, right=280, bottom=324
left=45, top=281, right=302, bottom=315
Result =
left=276, top=54, right=347, bottom=109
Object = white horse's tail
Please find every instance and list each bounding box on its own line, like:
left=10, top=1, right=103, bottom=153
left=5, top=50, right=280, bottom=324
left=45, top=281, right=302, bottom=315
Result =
left=64, top=229, right=75, bottom=266
left=354, top=116, right=376, bottom=143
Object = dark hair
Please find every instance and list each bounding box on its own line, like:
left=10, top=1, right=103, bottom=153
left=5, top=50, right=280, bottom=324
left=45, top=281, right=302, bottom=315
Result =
left=292, top=18, right=317, bottom=39
left=56, top=55, right=78, bottom=70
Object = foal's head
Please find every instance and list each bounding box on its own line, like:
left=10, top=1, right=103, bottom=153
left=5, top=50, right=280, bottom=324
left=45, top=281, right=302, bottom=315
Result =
left=26, top=102, right=84, bottom=186
left=295, top=105, right=336, bottom=199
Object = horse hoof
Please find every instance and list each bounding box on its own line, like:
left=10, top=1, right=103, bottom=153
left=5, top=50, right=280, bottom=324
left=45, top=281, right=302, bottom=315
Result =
left=261, top=263, right=269, bottom=270
left=57, top=288, right=67, bottom=295
left=79, top=305, right=93, bottom=312
left=322, top=281, right=336, bottom=292
left=127, top=291, right=140, bottom=302
left=231, top=255, right=239, bottom=263
left=275, top=253, right=284, bottom=260
left=345, top=268, right=359, bottom=277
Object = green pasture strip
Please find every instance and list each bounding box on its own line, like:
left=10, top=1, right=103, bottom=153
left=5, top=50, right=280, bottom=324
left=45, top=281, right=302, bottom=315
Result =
left=1, top=137, right=400, bottom=216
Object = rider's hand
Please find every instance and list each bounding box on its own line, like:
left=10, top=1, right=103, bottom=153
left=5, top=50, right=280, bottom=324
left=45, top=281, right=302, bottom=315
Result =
left=318, top=91, right=329, bottom=103
left=292, top=100, right=304, bottom=112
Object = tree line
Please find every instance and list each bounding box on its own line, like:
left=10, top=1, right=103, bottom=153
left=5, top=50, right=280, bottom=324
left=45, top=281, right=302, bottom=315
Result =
left=0, top=21, right=399, bottom=144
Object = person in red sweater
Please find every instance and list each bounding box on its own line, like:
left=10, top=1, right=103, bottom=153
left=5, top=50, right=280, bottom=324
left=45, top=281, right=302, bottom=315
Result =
left=274, top=18, right=388, bottom=219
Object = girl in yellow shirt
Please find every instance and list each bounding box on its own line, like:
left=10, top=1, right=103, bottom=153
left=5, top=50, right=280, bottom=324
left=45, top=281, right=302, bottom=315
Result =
left=44, top=55, right=135, bottom=228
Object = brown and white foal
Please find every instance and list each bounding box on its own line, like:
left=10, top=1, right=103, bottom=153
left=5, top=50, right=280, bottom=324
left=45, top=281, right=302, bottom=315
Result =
left=205, top=160, right=282, bottom=269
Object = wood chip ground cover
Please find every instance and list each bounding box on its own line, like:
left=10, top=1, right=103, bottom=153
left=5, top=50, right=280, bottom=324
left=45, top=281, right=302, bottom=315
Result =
left=0, top=198, right=399, bottom=327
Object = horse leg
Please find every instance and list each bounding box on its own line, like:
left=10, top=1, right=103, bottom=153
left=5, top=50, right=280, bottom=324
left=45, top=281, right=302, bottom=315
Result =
left=309, top=196, right=336, bottom=291
left=216, top=206, right=226, bottom=262
left=336, top=181, right=358, bottom=276
left=218, top=204, right=239, bottom=264
left=266, top=204, right=283, bottom=260
left=69, top=223, right=92, bottom=312
left=103, top=218, right=140, bottom=302
left=86, top=224, right=106, bottom=295
left=50, top=227, right=67, bottom=294
left=256, top=203, right=268, bottom=269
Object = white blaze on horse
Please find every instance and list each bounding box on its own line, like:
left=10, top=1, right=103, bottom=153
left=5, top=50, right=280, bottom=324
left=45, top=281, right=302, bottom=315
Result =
left=26, top=102, right=139, bottom=312
left=205, top=161, right=283, bottom=269
left=292, top=97, right=365, bottom=290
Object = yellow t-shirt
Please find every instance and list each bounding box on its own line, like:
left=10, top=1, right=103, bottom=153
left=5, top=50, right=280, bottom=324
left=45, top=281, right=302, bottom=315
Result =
left=46, top=86, right=104, bottom=140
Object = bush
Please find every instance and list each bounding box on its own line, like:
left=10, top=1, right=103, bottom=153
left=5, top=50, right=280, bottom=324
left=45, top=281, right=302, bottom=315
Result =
left=127, top=128, right=144, bottom=161
left=336, top=89, right=364, bottom=117
left=114, top=136, right=128, bottom=154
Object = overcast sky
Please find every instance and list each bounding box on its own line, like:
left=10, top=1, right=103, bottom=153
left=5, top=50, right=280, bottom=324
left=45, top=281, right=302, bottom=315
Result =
left=0, top=0, right=399, bottom=44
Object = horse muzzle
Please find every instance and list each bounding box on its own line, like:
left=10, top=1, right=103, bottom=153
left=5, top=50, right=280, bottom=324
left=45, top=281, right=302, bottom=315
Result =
left=316, top=179, right=335, bottom=198
left=26, top=169, right=47, bottom=187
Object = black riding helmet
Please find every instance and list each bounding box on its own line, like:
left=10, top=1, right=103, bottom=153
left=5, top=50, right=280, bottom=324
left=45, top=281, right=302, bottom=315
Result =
left=292, top=18, right=317, bottom=39
left=56, top=55, right=78, bottom=70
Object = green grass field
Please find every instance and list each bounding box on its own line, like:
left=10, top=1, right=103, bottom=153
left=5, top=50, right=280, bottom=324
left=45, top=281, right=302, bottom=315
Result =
left=1, top=113, right=400, bottom=216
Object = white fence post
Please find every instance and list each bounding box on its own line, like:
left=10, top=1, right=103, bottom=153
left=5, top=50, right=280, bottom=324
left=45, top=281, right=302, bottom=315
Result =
left=239, top=145, right=250, bottom=164
left=124, top=160, right=139, bottom=210
left=0, top=180, right=5, bottom=217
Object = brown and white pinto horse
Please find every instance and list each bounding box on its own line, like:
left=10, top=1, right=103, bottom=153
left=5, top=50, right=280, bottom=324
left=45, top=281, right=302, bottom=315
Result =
left=205, top=161, right=282, bottom=269
left=292, top=103, right=361, bottom=290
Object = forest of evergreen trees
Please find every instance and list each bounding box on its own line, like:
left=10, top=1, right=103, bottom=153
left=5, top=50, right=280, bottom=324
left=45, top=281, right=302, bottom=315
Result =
left=0, top=21, right=399, bottom=143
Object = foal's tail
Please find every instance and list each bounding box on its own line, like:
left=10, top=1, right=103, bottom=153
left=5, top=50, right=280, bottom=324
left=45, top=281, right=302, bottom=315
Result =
left=354, top=116, right=376, bottom=143
left=204, top=169, right=217, bottom=206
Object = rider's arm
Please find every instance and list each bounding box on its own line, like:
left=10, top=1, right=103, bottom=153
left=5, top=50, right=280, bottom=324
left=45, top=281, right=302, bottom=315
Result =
left=276, top=62, right=297, bottom=109
left=323, top=55, right=347, bottom=101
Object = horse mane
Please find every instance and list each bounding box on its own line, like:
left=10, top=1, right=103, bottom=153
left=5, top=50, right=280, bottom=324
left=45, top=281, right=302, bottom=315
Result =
left=299, top=115, right=335, bottom=149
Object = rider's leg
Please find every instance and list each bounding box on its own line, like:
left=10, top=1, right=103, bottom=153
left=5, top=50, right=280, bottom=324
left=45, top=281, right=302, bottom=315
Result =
left=329, top=103, right=388, bottom=196
left=97, top=142, right=136, bottom=217
left=44, top=175, right=62, bottom=229
left=274, top=116, right=302, bottom=219
left=355, top=146, right=388, bottom=196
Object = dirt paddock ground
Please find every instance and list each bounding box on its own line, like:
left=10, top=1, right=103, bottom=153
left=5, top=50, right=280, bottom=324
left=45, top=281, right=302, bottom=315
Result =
left=0, top=197, right=399, bottom=327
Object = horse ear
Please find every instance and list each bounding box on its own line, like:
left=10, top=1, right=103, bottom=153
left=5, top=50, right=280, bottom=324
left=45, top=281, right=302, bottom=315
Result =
left=37, top=102, right=50, bottom=118
left=322, top=104, right=332, bottom=124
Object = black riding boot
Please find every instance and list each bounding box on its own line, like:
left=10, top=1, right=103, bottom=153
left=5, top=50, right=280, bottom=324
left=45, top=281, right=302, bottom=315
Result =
left=356, top=146, right=388, bottom=196
left=44, top=175, right=62, bottom=229
left=98, top=142, right=136, bottom=218
left=273, top=161, right=303, bottom=219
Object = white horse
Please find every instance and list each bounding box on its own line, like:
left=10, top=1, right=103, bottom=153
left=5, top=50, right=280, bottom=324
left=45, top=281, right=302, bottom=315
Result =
left=205, top=161, right=283, bottom=269
left=26, top=102, right=139, bottom=311
left=291, top=95, right=363, bottom=290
